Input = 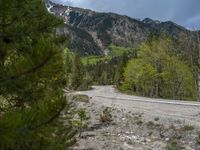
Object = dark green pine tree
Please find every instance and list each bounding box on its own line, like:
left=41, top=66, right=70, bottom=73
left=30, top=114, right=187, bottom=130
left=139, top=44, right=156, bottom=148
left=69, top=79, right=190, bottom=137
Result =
left=114, top=52, right=128, bottom=87
left=70, top=54, right=84, bottom=90
left=0, top=0, right=77, bottom=149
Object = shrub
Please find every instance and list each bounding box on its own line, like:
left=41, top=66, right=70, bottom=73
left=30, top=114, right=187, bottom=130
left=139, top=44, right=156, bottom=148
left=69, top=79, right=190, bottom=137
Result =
left=181, top=125, right=194, bottom=131
left=100, top=107, right=113, bottom=124
left=74, top=108, right=90, bottom=137
left=167, top=139, right=179, bottom=150
left=154, top=117, right=160, bottom=121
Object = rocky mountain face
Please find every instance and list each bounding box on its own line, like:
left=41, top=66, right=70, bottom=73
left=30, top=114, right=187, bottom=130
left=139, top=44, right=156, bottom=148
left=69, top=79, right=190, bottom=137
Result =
left=46, top=0, right=199, bottom=56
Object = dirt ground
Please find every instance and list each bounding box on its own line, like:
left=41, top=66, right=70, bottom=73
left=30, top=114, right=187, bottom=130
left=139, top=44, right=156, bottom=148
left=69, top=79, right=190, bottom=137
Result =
left=71, top=86, right=200, bottom=150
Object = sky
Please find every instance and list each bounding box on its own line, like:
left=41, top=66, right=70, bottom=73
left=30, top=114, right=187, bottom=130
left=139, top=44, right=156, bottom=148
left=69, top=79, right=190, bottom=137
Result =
left=51, top=0, right=200, bottom=29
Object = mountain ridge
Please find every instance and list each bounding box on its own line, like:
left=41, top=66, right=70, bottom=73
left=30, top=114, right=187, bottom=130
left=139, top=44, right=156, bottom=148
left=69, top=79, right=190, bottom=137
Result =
left=46, top=0, right=199, bottom=56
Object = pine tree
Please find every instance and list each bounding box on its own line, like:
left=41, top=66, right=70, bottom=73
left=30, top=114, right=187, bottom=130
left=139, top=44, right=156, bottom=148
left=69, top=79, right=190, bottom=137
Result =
left=114, top=52, right=128, bottom=87
left=70, top=54, right=84, bottom=90
left=0, top=0, right=77, bottom=149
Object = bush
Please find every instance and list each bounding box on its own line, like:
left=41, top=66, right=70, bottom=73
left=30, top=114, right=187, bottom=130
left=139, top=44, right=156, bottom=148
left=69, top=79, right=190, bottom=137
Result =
left=167, top=140, right=179, bottom=150
left=181, top=125, right=195, bottom=131
left=100, top=107, right=113, bottom=124
left=74, top=108, right=90, bottom=137
left=154, top=117, right=160, bottom=121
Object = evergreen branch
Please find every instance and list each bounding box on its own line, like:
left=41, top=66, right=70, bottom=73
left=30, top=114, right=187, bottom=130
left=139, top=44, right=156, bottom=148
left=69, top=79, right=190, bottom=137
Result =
left=0, top=54, right=52, bottom=84
left=0, top=20, right=61, bottom=39
left=27, top=102, right=66, bottom=130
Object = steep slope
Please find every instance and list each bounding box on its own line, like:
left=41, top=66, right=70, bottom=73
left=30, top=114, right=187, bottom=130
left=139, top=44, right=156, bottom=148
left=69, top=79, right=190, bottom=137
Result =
left=46, top=0, right=198, bottom=56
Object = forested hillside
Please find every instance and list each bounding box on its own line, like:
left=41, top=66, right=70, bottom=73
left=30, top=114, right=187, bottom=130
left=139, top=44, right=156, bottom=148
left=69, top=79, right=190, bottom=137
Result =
left=47, top=0, right=200, bottom=56
left=74, top=34, right=199, bottom=101
left=45, top=1, right=200, bottom=101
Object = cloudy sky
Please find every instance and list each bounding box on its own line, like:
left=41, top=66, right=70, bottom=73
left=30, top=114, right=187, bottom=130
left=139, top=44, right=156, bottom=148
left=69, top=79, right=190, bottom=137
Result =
left=51, top=0, right=200, bottom=29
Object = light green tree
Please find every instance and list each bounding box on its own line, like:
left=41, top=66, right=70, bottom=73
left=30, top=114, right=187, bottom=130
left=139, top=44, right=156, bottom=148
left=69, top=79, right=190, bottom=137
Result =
left=122, top=35, right=196, bottom=100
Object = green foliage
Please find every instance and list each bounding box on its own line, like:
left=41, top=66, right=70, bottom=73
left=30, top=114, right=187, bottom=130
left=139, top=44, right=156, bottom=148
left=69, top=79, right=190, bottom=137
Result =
left=81, top=45, right=137, bottom=86
left=0, top=0, right=77, bottom=149
left=108, top=44, right=137, bottom=57
left=81, top=56, right=112, bottom=65
left=122, top=59, right=157, bottom=95
left=70, top=54, right=84, bottom=90
left=122, top=35, right=196, bottom=100
left=114, top=52, right=129, bottom=87
left=167, top=139, right=179, bottom=150
left=73, top=108, right=90, bottom=137
left=181, top=125, right=195, bottom=131
left=0, top=99, right=77, bottom=149
left=83, top=56, right=118, bottom=85
left=64, top=52, right=91, bottom=90
left=74, top=108, right=90, bottom=137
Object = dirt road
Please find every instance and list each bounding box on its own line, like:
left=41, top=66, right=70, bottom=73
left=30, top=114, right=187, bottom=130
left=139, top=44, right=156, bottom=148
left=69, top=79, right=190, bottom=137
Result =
left=76, top=86, right=200, bottom=128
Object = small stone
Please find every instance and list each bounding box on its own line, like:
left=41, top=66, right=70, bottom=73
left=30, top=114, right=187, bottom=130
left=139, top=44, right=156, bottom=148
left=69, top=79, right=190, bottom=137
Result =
left=165, top=138, right=170, bottom=142
left=185, top=146, right=193, bottom=150
left=146, top=138, right=151, bottom=142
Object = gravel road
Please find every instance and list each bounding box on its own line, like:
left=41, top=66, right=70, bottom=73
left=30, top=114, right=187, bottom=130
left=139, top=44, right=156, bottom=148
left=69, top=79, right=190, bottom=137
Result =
left=76, top=86, right=200, bottom=128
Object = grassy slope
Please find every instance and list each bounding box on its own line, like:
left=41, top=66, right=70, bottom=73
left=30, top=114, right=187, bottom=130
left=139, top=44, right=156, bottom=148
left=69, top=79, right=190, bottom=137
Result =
left=81, top=45, right=136, bottom=65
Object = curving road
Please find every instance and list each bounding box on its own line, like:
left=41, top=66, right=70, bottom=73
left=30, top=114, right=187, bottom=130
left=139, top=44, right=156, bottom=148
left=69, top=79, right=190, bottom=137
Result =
left=76, top=86, right=200, bottom=127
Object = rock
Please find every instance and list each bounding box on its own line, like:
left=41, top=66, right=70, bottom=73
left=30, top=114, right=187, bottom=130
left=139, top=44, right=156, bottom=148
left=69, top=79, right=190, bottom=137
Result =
left=146, top=138, right=151, bottom=143
left=122, top=117, right=126, bottom=121
left=165, top=138, right=170, bottom=142
left=195, top=144, right=200, bottom=150
left=185, top=146, right=194, bottom=150
left=151, top=141, right=166, bottom=150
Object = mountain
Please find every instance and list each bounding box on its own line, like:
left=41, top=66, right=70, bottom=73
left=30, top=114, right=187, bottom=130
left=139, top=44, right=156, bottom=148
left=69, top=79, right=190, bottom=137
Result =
left=46, top=0, right=199, bottom=56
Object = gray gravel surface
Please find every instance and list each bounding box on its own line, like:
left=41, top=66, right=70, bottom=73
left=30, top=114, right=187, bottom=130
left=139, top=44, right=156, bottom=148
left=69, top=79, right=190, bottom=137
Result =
left=75, top=86, right=200, bottom=128
left=71, top=86, right=200, bottom=150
